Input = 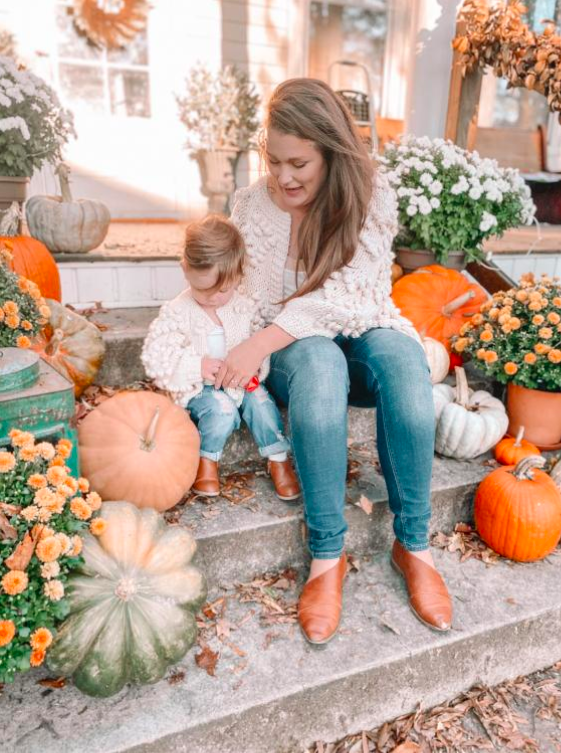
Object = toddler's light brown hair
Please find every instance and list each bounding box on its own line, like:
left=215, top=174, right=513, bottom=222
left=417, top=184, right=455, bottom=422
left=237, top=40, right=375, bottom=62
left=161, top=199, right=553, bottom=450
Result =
left=183, top=214, right=245, bottom=291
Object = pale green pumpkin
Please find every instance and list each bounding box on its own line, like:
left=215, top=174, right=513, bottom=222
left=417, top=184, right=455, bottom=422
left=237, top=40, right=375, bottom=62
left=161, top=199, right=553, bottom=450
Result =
left=48, top=502, right=206, bottom=698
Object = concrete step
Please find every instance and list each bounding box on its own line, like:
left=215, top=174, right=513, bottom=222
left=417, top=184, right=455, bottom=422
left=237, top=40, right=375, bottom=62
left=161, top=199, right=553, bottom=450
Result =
left=4, top=548, right=561, bottom=753
left=188, top=448, right=492, bottom=587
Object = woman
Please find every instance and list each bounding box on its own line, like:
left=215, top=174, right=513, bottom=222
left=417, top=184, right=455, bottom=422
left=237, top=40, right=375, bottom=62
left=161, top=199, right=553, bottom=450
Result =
left=214, top=78, right=452, bottom=645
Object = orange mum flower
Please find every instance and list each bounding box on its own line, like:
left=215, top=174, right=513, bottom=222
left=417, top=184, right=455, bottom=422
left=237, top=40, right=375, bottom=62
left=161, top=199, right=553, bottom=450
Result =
left=16, top=335, right=31, bottom=349
left=488, top=307, right=500, bottom=320
left=56, top=532, right=71, bottom=555
left=61, top=476, right=78, bottom=495
left=34, top=487, right=56, bottom=507
left=504, top=362, right=518, bottom=375
left=476, top=348, right=487, bottom=360
left=36, top=536, right=63, bottom=563
left=36, top=442, right=55, bottom=461
left=0, top=452, right=16, bottom=473
left=553, top=296, right=561, bottom=307
left=515, top=290, right=529, bottom=302
left=49, top=455, right=66, bottom=468
left=10, top=430, right=34, bottom=448
left=547, top=312, right=560, bottom=325
left=46, top=466, right=67, bottom=486
left=532, top=315, right=545, bottom=325
left=28, top=473, right=47, bottom=489
left=548, top=349, right=561, bottom=364
left=480, top=330, right=494, bottom=342
left=90, top=518, right=107, bottom=536
left=5, top=314, right=19, bottom=328
left=2, top=570, right=29, bottom=595
left=17, top=277, right=29, bottom=292
left=20, top=319, right=33, bottom=331
left=470, top=313, right=484, bottom=326
left=30, top=627, right=53, bottom=650
left=70, top=498, right=92, bottom=521
left=454, top=337, right=469, bottom=353
left=21, top=505, right=39, bottom=522
left=30, top=648, right=46, bottom=667
left=3, top=300, right=18, bottom=315
left=529, top=291, right=542, bottom=302
left=40, top=561, right=60, bottom=580
left=56, top=439, right=73, bottom=459
left=78, top=477, right=90, bottom=494
left=539, top=327, right=553, bottom=339
left=70, top=535, right=83, bottom=557
left=508, top=317, right=521, bottom=330
left=19, top=445, right=38, bottom=462
left=484, top=351, right=498, bottom=363
left=86, top=491, right=102, bottom=511
left=528, top=301, right=543, bottom=312
left=39, top=304, right=50, bottom=318
left=43, top=580, right=64, bottom=601
left=0, top=309, right=4, bottom=322
left=44, top=493, right=65, bottom=515
left=524, top=353, right=537, bottom=364
left=535, top=343, right=551, bottom=355
left=0, top=620, right=16, bottom=647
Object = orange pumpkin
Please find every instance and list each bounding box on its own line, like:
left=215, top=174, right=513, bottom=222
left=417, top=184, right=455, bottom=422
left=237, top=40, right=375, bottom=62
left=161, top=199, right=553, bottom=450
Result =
left=78, top=391, right=200, bottom=511
left=391, top=262, right=403, bottom=285
left=494, top=426, right=541, bottom=466
left=2, top=235, right=61, bottom=301
left=391, top=265, right=487, bottom=350
left=33, top=299, right=105, bottom=397
left=475, top=455, right=561, bottom=562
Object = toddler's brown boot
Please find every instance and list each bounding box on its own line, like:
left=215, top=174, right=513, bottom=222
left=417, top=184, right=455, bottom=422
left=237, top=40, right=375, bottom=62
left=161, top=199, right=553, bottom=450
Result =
left=193, top=457, right=220, bottom=497
left=267, top=458, right=301, bottom=501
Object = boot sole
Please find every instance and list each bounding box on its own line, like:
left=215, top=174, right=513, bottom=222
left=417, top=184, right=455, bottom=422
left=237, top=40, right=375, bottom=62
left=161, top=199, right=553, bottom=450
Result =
left=192, top=488, right=220, bottom=498
left=275, top=492, right=301, bottom=502
left=390, top=558, right=451, bottom=633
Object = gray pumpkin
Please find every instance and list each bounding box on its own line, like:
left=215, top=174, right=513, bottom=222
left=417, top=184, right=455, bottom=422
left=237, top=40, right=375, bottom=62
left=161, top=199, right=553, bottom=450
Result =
left=48, top=501, right=206, bottom=697
left=26, top=163, right=111, bottom=253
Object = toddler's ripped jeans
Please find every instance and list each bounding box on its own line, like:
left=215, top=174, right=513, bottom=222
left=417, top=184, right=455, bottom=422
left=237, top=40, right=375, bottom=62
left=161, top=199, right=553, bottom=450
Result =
left=187, top=384, right=290, bottom=461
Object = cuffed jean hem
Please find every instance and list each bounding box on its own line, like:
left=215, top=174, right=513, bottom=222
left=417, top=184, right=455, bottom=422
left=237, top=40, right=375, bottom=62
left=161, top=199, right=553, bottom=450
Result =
left=200, top=450, right=222, bottom=461
left=308, top=547, right=345, bottom=560
left=396, top=538, right=431, bottom=552
left=258, top=438, right=291, bottom=458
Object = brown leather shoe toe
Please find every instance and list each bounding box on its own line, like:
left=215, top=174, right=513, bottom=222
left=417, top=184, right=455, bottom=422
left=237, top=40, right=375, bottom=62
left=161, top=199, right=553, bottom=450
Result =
left=192, top=458, right=220, bottom=497
left=391, top=540, right=452, bottom=632
left=267, top=459, right=301, bottom=501
left=298, top=553, right=347, bottom=645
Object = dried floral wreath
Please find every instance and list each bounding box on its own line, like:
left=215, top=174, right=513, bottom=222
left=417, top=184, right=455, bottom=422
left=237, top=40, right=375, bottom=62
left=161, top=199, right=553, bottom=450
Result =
left=453, top=0, right=561, bottom=119
left=72, top=0, right=149, bottom=49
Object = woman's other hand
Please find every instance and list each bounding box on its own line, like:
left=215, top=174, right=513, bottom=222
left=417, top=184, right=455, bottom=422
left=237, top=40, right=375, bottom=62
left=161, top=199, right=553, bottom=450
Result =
left=214, top=340, right=265, bottom=390
left=201, top=357, right=223, bottom=383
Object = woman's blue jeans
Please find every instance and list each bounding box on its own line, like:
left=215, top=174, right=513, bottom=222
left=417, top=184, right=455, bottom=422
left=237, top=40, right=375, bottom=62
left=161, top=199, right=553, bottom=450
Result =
left=266, top=328, right=435, bottom=559
left=188, top=384, right=290, bottom=461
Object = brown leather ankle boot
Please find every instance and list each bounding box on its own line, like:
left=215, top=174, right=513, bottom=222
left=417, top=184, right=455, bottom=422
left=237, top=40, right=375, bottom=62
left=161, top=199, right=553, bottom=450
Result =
left=298, top=553, right=347, bottom=645
left=391, top=540, right=452, bottom=632
left=192, top=458, right=220, bottom=497
left=267, top=458, right=301, bottom=501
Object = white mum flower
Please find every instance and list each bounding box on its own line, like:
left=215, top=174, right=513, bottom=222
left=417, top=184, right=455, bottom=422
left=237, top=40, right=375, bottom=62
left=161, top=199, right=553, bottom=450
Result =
left=420, top=172, right=433, bottom=186
left=406, top=204, right=418, bottom=216
left=479, top=211, right=498, bottom=232
left=429, top=180, right=442, bottom=195
left=430, top=197, right=441, bottom=209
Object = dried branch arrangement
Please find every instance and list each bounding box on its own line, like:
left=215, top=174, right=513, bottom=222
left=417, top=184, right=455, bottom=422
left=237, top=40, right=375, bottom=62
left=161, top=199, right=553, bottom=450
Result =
left=453, top=0, right=561, bottom=119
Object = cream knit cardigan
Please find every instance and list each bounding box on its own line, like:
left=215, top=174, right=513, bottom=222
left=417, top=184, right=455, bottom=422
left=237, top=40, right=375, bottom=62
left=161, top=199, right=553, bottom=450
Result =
left=231, top=172, right=421, bottom=343
left=141, top=290, right=269, bottom=408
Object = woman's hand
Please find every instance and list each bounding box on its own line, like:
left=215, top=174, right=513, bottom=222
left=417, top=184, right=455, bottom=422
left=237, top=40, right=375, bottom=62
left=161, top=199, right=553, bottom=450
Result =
left=214, top=339, right=265, bottom=390
left=201, top=357, right=223, bottom=383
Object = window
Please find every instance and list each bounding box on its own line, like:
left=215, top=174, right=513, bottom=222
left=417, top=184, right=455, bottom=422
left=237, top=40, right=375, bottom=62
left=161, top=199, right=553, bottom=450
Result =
left=54, top=1, right=151, bottom=118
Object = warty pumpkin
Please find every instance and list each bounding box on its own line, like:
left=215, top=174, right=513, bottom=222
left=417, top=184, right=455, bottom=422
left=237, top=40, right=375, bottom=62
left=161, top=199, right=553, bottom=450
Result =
left=33, top=299, right=105, bottom=396
left=1, top=202, right=61, bottom=301
left=47, top=501, right=206, bottom=697
left=494, top=426, right=541, bottom=466
left=433, top=366, right=508, bottom=459
left=78, top=391, right=200, bottom=511
left=392, top=265, right=487, bottom=350
left=26, top=163, right=111, bottom=253
left=475, top=455, right=561, bottom=562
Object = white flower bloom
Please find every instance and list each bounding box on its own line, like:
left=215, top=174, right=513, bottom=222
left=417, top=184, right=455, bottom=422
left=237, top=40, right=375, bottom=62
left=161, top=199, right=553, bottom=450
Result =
left=406, top=204, right=418, bottom=216
left=420, top=172, right=433, bottom=186
left=469, top=185, right=483, bottom=200
left=479, top=211, right=498, bottom=232
left=430, top=197, right=441, bottom=209
left=0, top=115, right=30, bottom=140
left=418, top=197, right=432, bottom=215
left=429, top=180, right=442, bottom=195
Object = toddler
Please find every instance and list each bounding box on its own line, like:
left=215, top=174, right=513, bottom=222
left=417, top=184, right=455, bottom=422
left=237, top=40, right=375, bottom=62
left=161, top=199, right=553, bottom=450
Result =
left=142, top=215, right=300, bottom=501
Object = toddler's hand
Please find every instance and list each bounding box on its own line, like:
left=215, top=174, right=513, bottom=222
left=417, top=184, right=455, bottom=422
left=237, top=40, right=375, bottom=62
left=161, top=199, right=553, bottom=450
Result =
left=201, top=357, right=223, bottom=383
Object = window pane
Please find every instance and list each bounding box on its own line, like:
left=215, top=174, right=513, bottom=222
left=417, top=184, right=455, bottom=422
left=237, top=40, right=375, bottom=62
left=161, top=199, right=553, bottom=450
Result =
left=109, top=69, right=150, bottom=117
left=107, top=29, right=149, bottom=65
left=309, top=2, right=387, bottom=117
left=56, top=4, right=102, bottom=61
left=59, top=63, right=105, bottom=112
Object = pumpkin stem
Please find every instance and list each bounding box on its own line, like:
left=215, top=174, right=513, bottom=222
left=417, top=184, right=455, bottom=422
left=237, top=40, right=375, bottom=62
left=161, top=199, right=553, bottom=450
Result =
left=512, top=454, right=546, bottom=480
left=441, top=290, right=475, bottom=317
left=0, top=201, right=20, bottom=237
left=454, top=366, right=470, bottom=408
left=45, top=328, right=64, bottom=356
left=514, top=425, right=525, bottom=447
left=550, top=459, right=561, bottom=489
left=55, top=163, right=73, bottom=203
left=140, top=408, right=160, bottom=452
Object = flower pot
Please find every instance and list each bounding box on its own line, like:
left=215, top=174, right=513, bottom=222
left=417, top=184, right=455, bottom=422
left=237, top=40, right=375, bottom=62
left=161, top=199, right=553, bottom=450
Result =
left=0, top=176, right=29, bottom=213
left=395, top=248, right=467, bottom=274
left=506, top=382, right=561, bottom=450
left=195, top=149, right=240, bottom=215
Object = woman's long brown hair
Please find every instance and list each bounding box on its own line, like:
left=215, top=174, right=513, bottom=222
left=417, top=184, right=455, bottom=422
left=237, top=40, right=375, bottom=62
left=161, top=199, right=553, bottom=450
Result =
left=263, top=78, right=374, bottom=302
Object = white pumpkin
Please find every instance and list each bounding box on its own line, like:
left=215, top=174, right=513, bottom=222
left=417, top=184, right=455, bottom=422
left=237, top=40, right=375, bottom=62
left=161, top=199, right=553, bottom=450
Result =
left=422, top=336, right=450, bottom=384
left=26, top=163, right=110, bottom=253
left=433, top=366, right=508, bottom=459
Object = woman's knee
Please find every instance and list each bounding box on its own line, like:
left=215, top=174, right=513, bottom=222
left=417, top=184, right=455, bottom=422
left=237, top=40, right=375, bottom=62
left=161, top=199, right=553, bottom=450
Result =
left=276, top=337, right=349, bottom=394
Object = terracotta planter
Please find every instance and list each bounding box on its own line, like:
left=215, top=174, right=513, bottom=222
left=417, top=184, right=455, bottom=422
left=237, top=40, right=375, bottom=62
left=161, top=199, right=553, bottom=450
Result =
left=506, top=383, right=561, bottom=450
left=395, top=248, right=466, bottom=274
left=195, top=149, right=240, bottom=215
left=0, top=176, right=29, bottom=214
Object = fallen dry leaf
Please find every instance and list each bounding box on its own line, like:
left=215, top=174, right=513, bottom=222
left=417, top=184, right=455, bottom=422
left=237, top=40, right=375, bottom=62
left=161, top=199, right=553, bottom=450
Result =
left=358, top=495, right=373, bottom=515
left=4, top=532, right=35, bottom=570
left=167, top=670, right=185, bottom=685
left=0, top=510, right=17, bottom=540
left=195, top=644, right=219, bottom=677
left=392, top=743, right=420, bottom=753
left=37, top=677, right=66, bottom=689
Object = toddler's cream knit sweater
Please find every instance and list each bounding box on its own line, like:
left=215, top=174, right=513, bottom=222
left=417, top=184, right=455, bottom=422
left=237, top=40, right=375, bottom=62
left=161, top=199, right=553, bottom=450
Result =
left=231, top=172, right=420, bottom=343
left=141, top=290, right=269, bottom=408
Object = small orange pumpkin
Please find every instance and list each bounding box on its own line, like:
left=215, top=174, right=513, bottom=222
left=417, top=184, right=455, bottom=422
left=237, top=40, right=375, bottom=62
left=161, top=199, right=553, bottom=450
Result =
left=391, top=262, right=403, bottom=285
left=78, top=391, right=200, bottom=511
left=494, top=426, right=541, bottom=466
left=391, top=265, right=487, bottom=350
left=475, top=455, right=561, bottom=562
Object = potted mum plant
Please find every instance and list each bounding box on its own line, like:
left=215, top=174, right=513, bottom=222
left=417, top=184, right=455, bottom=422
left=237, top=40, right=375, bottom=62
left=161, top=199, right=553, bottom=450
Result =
left=380, top=135, right=536, bottom=272
left=176, top=64, right=260, bottom=214
left=0, top=55, right=75, bottom=211
left=452, top=272, right=561, bottom=449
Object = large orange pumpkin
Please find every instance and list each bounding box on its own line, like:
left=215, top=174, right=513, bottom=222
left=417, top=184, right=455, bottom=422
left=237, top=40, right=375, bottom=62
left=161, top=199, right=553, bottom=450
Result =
left=78, top=391, right=200, bottom=511
left=392, top=265, right=487, bottom=350
left=475, top=455, right=561, bottom=562
left=33, top=299, right=105, bottom=397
